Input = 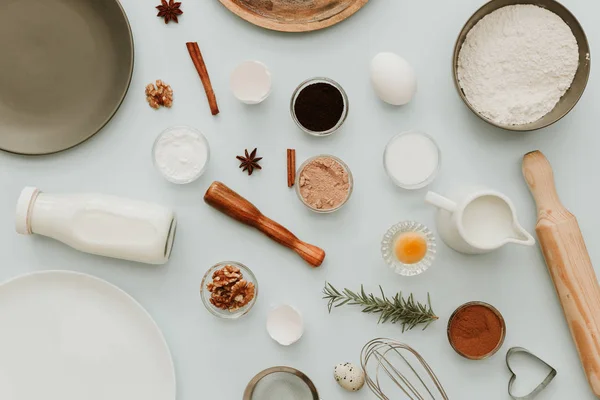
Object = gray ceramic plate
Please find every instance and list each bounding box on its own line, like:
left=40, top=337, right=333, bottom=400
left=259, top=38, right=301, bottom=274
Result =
left=0, top=0, right=134, bottom=155
left=453, top=0, right=590, bottom=132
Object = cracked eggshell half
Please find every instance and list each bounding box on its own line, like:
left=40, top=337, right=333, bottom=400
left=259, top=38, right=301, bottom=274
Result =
left=266, top=305, right=304, bottom=346
left=230, top=60, right=272, bottom=105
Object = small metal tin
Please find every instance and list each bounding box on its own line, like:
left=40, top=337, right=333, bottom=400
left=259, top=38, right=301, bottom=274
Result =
left=453, top=0, right=591, bottom=132
left=243, top=367, right=320, bottom=400
left=447, top=301, right=507, bottom=360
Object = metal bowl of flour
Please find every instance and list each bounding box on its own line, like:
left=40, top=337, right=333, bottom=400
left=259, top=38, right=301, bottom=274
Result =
left=453, top=0, right=590, bottom=132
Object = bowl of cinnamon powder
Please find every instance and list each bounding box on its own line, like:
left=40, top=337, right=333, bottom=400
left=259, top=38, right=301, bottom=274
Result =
left=295, top=155, right=353, bottom=213
left=447, top=301, right=506, bottom=360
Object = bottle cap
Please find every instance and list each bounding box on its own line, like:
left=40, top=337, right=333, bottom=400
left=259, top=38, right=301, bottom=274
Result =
left=15, top=187, right=40, bottom=235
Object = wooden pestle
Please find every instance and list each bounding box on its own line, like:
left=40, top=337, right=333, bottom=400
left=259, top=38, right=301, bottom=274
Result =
left=204, top=181, right=325, bottom=267
left=523, top=151, right=600, bottom=397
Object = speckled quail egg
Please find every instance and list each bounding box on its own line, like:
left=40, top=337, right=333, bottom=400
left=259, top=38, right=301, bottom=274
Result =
left=334, top=362, right=365, bottom=392
left=370, top=52, right=417, bottom=106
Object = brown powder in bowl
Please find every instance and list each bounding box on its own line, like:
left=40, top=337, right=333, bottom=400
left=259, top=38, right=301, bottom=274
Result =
left=448, top=303, right=505, bottom=359
left=298, top=156, right=351, bottom=211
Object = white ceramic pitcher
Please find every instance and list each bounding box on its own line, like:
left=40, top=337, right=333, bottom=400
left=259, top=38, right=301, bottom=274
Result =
left=425, top=188, right=535, bottom=254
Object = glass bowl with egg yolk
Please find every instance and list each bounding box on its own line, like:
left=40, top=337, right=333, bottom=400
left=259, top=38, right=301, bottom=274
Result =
left=381, top=221, right=436, bottom=276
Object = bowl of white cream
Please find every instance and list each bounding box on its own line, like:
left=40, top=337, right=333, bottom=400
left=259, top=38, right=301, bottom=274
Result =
left=152, top=125, right=210, bottom=184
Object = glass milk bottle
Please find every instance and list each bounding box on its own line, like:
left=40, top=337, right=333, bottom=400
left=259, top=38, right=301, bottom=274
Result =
left=15, top=187, right=177, bottom=265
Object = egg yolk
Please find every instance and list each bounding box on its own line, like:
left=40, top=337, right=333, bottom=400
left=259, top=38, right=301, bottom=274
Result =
left=394, top=232, right=427, bottom=264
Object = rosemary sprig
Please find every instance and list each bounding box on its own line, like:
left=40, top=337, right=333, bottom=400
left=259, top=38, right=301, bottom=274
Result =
left=323, top=282, right=438, bottom=332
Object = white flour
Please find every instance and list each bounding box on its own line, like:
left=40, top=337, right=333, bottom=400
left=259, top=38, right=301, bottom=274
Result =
left=457, top=5, right=579, bottom=126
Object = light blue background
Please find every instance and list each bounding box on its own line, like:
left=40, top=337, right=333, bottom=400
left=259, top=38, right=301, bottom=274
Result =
left=1, top=0, right=598, bottom=399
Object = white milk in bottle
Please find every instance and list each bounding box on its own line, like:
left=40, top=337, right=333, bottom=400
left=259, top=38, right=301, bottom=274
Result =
left=15, top=187, right=176, bottom=264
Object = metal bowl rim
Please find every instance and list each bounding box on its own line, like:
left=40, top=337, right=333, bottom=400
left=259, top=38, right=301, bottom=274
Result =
left=243, top=366, right=320, bottom=399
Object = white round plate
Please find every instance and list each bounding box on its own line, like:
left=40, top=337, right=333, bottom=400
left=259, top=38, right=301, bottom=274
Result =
left=0, top=271, right=176, bottom=400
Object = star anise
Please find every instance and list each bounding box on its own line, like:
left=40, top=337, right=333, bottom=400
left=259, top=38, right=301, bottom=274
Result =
left=156, top=0, right=183, bottom=24
left=236, top=148, right=263, bottom=176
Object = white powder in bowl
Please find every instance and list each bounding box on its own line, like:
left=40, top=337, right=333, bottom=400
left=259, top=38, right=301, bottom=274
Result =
left=384, top=131, right=440, bottom=189
left=153, top=126, right=209, bottom=184
left=457, top=4, right=579, bottom=126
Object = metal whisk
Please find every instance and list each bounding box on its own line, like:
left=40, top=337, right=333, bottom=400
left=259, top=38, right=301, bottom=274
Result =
left=360, top=338, right=449, bottom=400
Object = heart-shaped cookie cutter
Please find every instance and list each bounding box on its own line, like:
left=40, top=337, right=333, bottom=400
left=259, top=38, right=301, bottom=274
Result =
left=506, top=347, right=557, bottom=399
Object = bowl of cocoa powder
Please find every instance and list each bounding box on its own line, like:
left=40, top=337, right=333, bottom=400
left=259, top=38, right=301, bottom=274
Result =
left=290, top=78, right=349, bottom=137
left=447, top=301, right=506, bottom=360
left=295, top=155, right=353, bottom=213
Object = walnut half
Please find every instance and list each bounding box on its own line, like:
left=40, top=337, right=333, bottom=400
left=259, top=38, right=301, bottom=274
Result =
left=145, top=80, right=173, bottom=109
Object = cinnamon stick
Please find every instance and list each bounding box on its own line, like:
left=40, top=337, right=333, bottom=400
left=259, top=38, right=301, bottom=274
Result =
left=185, top=42, right=219, bottom=116
left=287, top=149, right=296, bottom=187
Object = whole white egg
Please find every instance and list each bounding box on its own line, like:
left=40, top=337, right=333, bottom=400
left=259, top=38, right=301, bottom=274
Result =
left=370, top=52, right=417, bottom=105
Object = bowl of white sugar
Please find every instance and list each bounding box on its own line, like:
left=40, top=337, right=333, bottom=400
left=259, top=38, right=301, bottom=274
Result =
left=453, top=0, right=590, bottom=131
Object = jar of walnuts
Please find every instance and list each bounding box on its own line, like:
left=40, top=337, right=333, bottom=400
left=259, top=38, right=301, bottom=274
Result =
left=201, top=261, right=258, bottom=319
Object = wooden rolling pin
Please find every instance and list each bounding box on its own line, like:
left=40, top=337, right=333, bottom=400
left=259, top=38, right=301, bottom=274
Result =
left=523, top=151, right=600, bottom=397
left=204, top=181, right=325, bottom=267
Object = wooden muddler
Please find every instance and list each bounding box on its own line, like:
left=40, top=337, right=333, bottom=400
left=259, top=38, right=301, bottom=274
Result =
left=204, top=181, right=325, bottom=267
left=523, top=151, right=600, bottom=397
